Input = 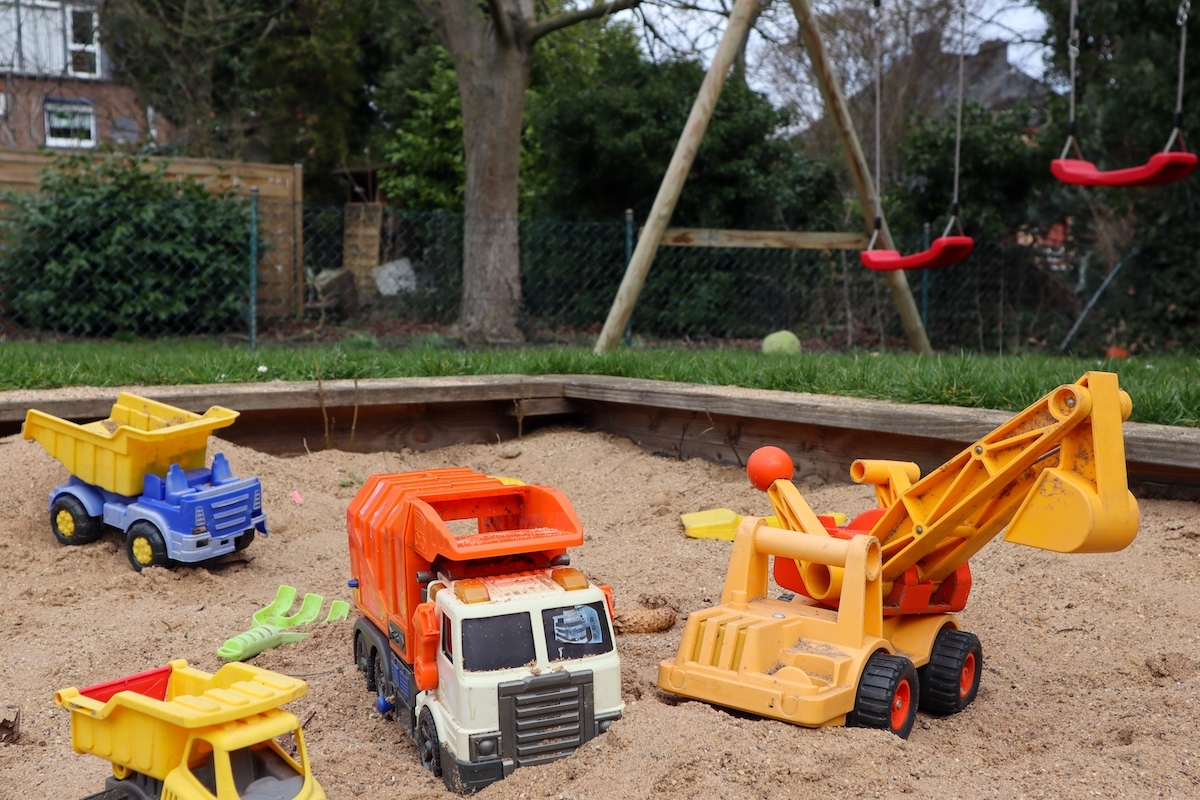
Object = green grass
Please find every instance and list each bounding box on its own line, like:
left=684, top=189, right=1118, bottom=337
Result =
left=2, top=340, right=1198, bottom=427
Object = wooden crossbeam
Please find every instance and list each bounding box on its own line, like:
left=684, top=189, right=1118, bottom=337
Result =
left=658, top=228, right=869, bottom=250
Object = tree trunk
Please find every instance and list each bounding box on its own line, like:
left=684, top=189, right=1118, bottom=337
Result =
left=416, top=0, right=640, bottom=344
left=456, top=43, right=530, bottom=344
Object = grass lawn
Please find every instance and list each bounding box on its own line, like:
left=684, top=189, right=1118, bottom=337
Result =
left=1, top=339, right=1197, bottom=427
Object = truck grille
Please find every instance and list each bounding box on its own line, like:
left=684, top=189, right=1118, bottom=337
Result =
left=193, top=480, right=257, bottom=535
left=208, top=491, right=252, bottom=534
left=498, top=670, right=595, bottom=767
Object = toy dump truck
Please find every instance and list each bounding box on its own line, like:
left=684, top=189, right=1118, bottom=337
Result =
left=24, top=392, right=266, bottom=571
left=56, top=659, right=325, bottom=800
left=347, top=468, right=623, bottom=793
left=659, top=372, right=1140, bottom=737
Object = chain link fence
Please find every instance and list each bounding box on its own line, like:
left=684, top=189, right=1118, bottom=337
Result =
left=346, top=207, right=1090, bottom=351
left=0, top=196, right=1108, bottom=352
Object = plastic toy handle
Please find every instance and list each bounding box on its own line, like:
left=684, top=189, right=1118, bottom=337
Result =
left=217, top=625, right=311, bottom=662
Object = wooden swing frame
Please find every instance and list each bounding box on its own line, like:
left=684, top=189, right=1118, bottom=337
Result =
left=594, top=0, right=932, bottom=354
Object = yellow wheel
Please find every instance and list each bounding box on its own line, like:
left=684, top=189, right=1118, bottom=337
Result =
left=50, top=496, right=102, bottom=546
left=131, top=536, right=153, bottom=565
left=124, top=522, right=168, bottom=571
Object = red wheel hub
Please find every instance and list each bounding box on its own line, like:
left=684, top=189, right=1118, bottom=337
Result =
left=891, top=678, right=912, bottom=730
left=959, top=652, right=977, bottom=698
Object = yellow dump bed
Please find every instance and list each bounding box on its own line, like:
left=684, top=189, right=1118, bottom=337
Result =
left=55, top=660, right=307, bottom=782
left=23, top=392, right=238, bottom=496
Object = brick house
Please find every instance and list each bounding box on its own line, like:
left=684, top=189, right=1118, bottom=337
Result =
left=0, top=1, right=162, bottom=149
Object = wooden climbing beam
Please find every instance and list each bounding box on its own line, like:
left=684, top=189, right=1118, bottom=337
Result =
left=658, top=229, right=870, bottom=250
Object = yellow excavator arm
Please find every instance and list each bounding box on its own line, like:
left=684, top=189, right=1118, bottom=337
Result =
left=767, top=372, right=1140, bottom=611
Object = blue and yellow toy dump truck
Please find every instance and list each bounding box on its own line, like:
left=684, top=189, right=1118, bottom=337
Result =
left=24, top=392, right=266, bottom=571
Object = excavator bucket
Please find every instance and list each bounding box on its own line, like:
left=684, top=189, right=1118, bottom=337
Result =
left=1003, top=372, right=1140, bottom=553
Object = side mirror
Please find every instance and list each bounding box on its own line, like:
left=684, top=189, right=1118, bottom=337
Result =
left=412, top=602, right=439, bottom=692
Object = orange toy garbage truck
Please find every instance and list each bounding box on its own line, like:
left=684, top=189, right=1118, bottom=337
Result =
left=346, top=469, right=623, bottom=793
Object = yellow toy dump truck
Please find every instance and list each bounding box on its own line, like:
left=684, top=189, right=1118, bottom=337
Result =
left=24, top=392, right=266, bottom=570
left=659, top=372, right=1140, bottom=737
left=55, top=659, right=325, bottom=800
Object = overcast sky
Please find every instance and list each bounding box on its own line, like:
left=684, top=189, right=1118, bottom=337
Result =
left=976, top=1, right=1050, bottom=78
left=630, top=1, right=1053, bottom=91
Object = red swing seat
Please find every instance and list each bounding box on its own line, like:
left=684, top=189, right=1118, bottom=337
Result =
left=1051, top=151, right=1198, bottom=187
left=859, top=235, right=975, bottom=272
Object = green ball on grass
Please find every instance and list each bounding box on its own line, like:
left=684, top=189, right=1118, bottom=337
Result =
left=762, top=330, right=801, bottom=355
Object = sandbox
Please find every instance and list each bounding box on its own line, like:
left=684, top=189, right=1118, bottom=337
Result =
left=1, top=427, right=1198, bottom=799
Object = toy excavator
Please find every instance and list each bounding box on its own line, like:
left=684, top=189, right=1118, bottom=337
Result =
left=658, top=372, right=1140, bottom=737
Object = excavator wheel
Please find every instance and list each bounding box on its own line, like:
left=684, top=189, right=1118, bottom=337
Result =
left=847, top=652, right=920, bottom=738
left=918, top=628, right=982, bottom=715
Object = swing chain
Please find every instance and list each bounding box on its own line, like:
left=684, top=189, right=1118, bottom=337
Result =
left=1062, top=0, right=1081, bottom=159
left=947, top=0, right=967, bottom=234
left=870, top=0, right=884, bottom=247
left=1167, top=0, right=1190, bottom=150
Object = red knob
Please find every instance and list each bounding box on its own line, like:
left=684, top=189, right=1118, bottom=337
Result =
left=747, top=446, right=794, bottom=491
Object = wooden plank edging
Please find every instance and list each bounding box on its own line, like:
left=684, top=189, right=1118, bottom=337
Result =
left=0, top=375, right=567, bottom=422
left=1, top=374, right=1196, bottom=476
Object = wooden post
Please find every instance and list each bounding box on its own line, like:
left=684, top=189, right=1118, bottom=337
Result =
left=787, top=0, right=931, bottom=354
left=292, top=163, right=305, bottom=318
left=593, top=0, right=758, bottom=354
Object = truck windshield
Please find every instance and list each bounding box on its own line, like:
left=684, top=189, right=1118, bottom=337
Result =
left=230, top=739, right=305, bottom=799
left=461, top=612, right=536, bottom=671
left=541, top=601, right=613, bottom=661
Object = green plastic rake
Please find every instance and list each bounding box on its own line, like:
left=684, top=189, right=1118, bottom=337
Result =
left=217, top=585, right=350, bottom=661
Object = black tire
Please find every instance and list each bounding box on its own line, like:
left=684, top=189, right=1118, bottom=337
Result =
left=50, top=495, right=103, bottom=546
left=80, top=790, right=137, bottom=800
left=919, top=628, right=982, bottom=716
left=234, top=528, right=255, bottom=552
left=373, top=648, right=388, bottom=700
left=355, top=633, right=371, bottom=684
left=124, top=522, right=169, bottom=572
left=417, top=708, right=442, bottom=777
left=848, top=652, right=920, bottom=738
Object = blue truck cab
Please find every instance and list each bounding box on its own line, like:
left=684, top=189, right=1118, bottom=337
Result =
left=49, top=452, right=267, bottom=571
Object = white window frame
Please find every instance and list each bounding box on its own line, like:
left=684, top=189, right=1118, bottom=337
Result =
left=0, top=3, right=18, bottom=72
left=0, top=1, right=102, bottom=78
left=66, top=5, right=100, bottom=78
left=44, top=99, right=96, bottom=148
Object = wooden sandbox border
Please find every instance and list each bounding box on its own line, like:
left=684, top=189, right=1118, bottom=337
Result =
left=2, top=375, right=1198, bottom=497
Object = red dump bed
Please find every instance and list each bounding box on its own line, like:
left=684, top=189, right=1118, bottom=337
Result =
left=79, top=664, right=173, bottom=704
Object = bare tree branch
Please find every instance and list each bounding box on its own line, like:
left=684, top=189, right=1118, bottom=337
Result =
left=486, top=0, right=517, bottom=45
left=525, top=0, right=644, bottom=45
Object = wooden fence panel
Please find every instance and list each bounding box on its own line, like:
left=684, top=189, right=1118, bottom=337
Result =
left=0, top=148, right=303, bottom=319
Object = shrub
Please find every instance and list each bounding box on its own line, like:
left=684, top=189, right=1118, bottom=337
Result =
left=0, top=153, right=251, bottom=335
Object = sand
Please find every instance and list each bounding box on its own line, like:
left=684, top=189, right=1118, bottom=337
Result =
left=0, top=426, right=1198, bottom=800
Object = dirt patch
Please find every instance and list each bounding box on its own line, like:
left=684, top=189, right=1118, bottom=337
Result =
left=1, top=427, right=1198, bottom=799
